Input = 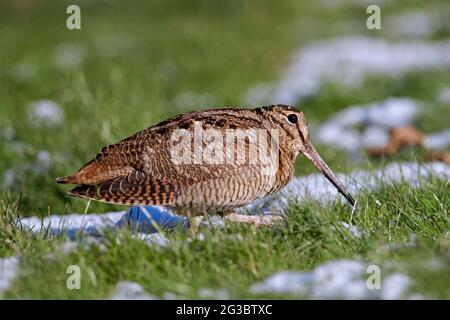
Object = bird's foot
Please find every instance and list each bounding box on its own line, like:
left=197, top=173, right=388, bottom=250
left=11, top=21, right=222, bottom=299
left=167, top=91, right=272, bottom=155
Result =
left=253, top=214, right=285, bottom=228
left=187, top=215, right=204, bottom=235
left=224, top=212, right=285, bottom=228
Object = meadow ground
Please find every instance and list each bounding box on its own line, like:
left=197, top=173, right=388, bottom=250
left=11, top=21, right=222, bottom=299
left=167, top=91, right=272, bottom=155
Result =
left=0, top=0, right=449, bottom=299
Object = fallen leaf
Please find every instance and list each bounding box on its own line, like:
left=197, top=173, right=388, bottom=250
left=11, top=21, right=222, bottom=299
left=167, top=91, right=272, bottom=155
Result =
left=425, top=151, right=450, bottom=165
left=368, top=125, right=425, bottom=156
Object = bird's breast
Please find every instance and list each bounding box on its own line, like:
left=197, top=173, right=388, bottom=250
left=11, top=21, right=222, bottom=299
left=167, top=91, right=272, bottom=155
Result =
left=173, top=165, right=279, bottom=214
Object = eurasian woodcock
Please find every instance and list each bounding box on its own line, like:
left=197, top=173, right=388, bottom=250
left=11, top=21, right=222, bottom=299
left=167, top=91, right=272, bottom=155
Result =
left=57, top=105, right=356, bottom=227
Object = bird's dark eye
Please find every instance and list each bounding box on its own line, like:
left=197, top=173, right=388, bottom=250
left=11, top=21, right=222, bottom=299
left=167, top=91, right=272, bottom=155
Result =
left=287, top=114, right=298, bottom=124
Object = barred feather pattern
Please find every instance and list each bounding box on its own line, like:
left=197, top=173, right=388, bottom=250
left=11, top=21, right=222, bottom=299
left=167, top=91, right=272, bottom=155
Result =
left=69, top=171, right=178, bottom=206
left=57, top=105, right=302, bottom=215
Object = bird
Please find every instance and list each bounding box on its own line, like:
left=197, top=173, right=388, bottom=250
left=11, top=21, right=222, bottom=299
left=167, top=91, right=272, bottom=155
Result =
left=57, top=104, right=356, bottom=229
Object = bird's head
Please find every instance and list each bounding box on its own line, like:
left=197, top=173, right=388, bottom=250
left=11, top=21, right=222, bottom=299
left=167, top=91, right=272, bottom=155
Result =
left=256, top=104, right=356, bottom=207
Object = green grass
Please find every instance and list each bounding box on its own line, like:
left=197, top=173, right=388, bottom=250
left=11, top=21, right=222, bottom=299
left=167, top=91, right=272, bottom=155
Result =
left=1, top=0, right=449, bottom=299
left=2, top=179, right=449, bottom=299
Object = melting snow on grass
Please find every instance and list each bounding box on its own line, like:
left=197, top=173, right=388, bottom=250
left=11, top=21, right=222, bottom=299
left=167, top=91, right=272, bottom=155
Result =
left=0, top=257, right=19, bottom=295
left=424, top=129, right=450, bottom=150
left=35, top=150, right=53, bottom=172
left=274, top=37, right=450, bottom=104
left=27, top=100, right=64, bottom=127
left=315, top=97, right=420, bottom=151
left=198, top=288, right=230, bottom=300
left=20, top=211, right=124, bottom=238
left=251, top=259, right=411, bottom=299
left=246, top=37, right=450, bottom=105
left=314, top=97, right=450, bottom=153
left=385, top=9, right=445, bottom=38
left=109, top=281, right=156, bottom=300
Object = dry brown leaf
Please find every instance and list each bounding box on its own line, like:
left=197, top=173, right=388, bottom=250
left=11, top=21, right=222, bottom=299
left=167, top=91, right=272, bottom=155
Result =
left=368, top=125, right=425, bottom=157
left=425, top=151, right=450, bottom=165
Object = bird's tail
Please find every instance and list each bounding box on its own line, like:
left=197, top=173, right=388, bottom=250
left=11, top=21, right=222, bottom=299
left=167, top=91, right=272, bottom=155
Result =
left=67, top=172, right=178, bottom=206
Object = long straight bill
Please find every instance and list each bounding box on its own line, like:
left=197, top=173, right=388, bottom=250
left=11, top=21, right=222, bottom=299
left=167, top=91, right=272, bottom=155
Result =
left=302, top=143, right=356, bottom=207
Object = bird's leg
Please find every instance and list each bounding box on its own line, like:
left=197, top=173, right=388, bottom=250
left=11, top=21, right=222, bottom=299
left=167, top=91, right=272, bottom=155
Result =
left=190, top=216, right=204, bottom=235
left=186, top=210, right=204, bottom=235
left=224, top=211, right=284, bottom=228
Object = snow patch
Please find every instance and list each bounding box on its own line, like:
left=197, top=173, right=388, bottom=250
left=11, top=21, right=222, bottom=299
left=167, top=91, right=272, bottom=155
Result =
left=251, top=259, right=411, bottom=299
left=315, top=97, right=450, bottom=152
left=109, top=281, right=156, bottom=300
left=312, top=260, right=367, bottom=299
left=340, top=222, right=363, bottom=238
left=28, top=100, right=64, bottom=127
left=0, top=256, right=19, bottom=294
left=251, top=271, right=313, bottom=296
left=424, top=129, right=450, bottom=150
left=381, top=274, right=410, bottom=300
left=316, top=98, right=421, bottom=151
left=35, top=150, right=53, bottom=172
left=198, top=288, right=230, bottom=300
left=385, top=10, right=438, bottom=38
left=20, top=211, right=124, bottom=236
left=136, top=233, right=169, bottom=248
left=268, top=37, right=450, bottom=104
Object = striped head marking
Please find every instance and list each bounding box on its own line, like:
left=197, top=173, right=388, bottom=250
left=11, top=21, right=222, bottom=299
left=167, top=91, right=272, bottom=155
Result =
left=254, top=104, right=356, bottom=207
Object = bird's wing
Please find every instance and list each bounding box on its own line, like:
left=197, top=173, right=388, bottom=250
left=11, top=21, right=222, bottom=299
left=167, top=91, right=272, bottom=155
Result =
left=68, top=170, right=179, bottom=206
left=58, top=109, right=277, bottom=206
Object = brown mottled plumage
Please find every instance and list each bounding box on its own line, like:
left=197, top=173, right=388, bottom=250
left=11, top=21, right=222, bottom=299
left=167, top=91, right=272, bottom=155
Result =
left=57, top=105, right=355, bottom=225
